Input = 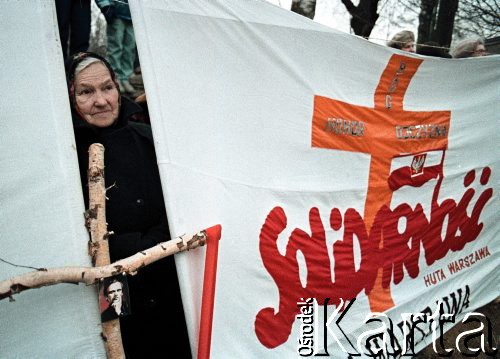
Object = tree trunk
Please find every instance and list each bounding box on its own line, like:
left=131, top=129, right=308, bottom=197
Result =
left=435, top=0, right=458, bottom=47
left=418, top=0, right=438, bottom=44
left=341, top=0, right=380, bottom=38
left=418, top=0, right=457, bottom=48
left=291, top=0, right=316, bottom=20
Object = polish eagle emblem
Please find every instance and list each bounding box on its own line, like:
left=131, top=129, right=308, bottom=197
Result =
left=411, top=153, right=427, bottom=176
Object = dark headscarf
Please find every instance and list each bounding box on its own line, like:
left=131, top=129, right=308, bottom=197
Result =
left=65, top=52, right=120, bottom=108
left=66, top=52, right=115, bottom=86
left=64, top=51, right=137, bottom=132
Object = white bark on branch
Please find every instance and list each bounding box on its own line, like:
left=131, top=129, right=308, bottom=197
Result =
left=0, top=228, right=213, bottom=301
left=87, top=143, right=111, bottom=267
left=87, top=144, right=123, bottom=359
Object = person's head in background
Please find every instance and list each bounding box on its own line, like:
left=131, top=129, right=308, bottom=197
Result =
left=387, top=30, right=416, bottom=53
left=67, top=52, right=121, bottom=128
left=451, top=38, right=487, bottom=58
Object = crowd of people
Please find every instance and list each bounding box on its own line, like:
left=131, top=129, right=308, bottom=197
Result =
left=55, top=2, right=491, bottom=357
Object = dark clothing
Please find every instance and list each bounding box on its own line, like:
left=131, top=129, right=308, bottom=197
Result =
left=55, top=0, right=91, bottom=61
left=101, top=305, right=119, bottom=322
left=101, top=302, right=129, bottom=322
left=418, top=42, right=452, bottom=58
left=95, top=0, right=137, bottom=82
left=95, top=0, right=133, bottom=22
left=72, top=97, right=192, bottom=358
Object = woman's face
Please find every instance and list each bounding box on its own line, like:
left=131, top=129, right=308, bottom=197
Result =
left=401, top=41, right=416, bottom=53
left=472, top=44, right=486, bottom=57
left=74, top=62, right=119, bottom=127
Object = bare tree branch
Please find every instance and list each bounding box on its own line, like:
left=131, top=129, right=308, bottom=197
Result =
left=454, top=0, right=500, bottom=38
left=341, top=0, right=381, bottom=37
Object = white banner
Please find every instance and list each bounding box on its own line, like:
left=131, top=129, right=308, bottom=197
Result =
left=0, top=1, right=105, bottom=358
left=132, top=0, right=500, bottom=358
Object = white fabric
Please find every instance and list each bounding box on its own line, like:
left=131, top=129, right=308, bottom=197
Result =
left=132, top=1, right=500, bottom=358
left=0, top=1, right=105, bottom=358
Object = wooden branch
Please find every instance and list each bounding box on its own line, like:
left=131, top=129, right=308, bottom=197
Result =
left=87, top=144, right=123, bottom=359
left=85, top=143, right=125, bottom=359
left=87, top=143, right=111, bottom=267
left=0, top=226, right=219, bottom=301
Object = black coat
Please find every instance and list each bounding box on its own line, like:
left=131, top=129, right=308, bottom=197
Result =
left=73, top=97, right=191, bottom=358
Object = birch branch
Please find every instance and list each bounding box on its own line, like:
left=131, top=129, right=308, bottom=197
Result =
left=86, top=143, right=111, bottom=267
left=0, top=226, right=219, bottom=301
left=87, top=143, right=123, bottom=359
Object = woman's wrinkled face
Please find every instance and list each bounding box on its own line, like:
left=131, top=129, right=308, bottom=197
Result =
left=74, top=62, right=119, bottom=127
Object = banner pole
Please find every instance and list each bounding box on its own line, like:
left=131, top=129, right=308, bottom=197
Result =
left=197, top=225, right=222, bottom=359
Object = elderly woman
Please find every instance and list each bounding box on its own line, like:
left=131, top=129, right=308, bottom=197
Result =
left=387, top=30, right=416, bottom=53
left=451, top=38, right=487, bottom=58
left=66, top=52, right=191, bottom=358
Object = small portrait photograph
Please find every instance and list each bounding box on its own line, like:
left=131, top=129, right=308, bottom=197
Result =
left=99, top=274, right=131, bottom=323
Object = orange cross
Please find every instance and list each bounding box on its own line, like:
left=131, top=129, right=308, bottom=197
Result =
left=311, top=54, right=451, bottom=312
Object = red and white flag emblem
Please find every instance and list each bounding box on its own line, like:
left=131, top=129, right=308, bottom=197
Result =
left=411, top=153, right=427, bottom=176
